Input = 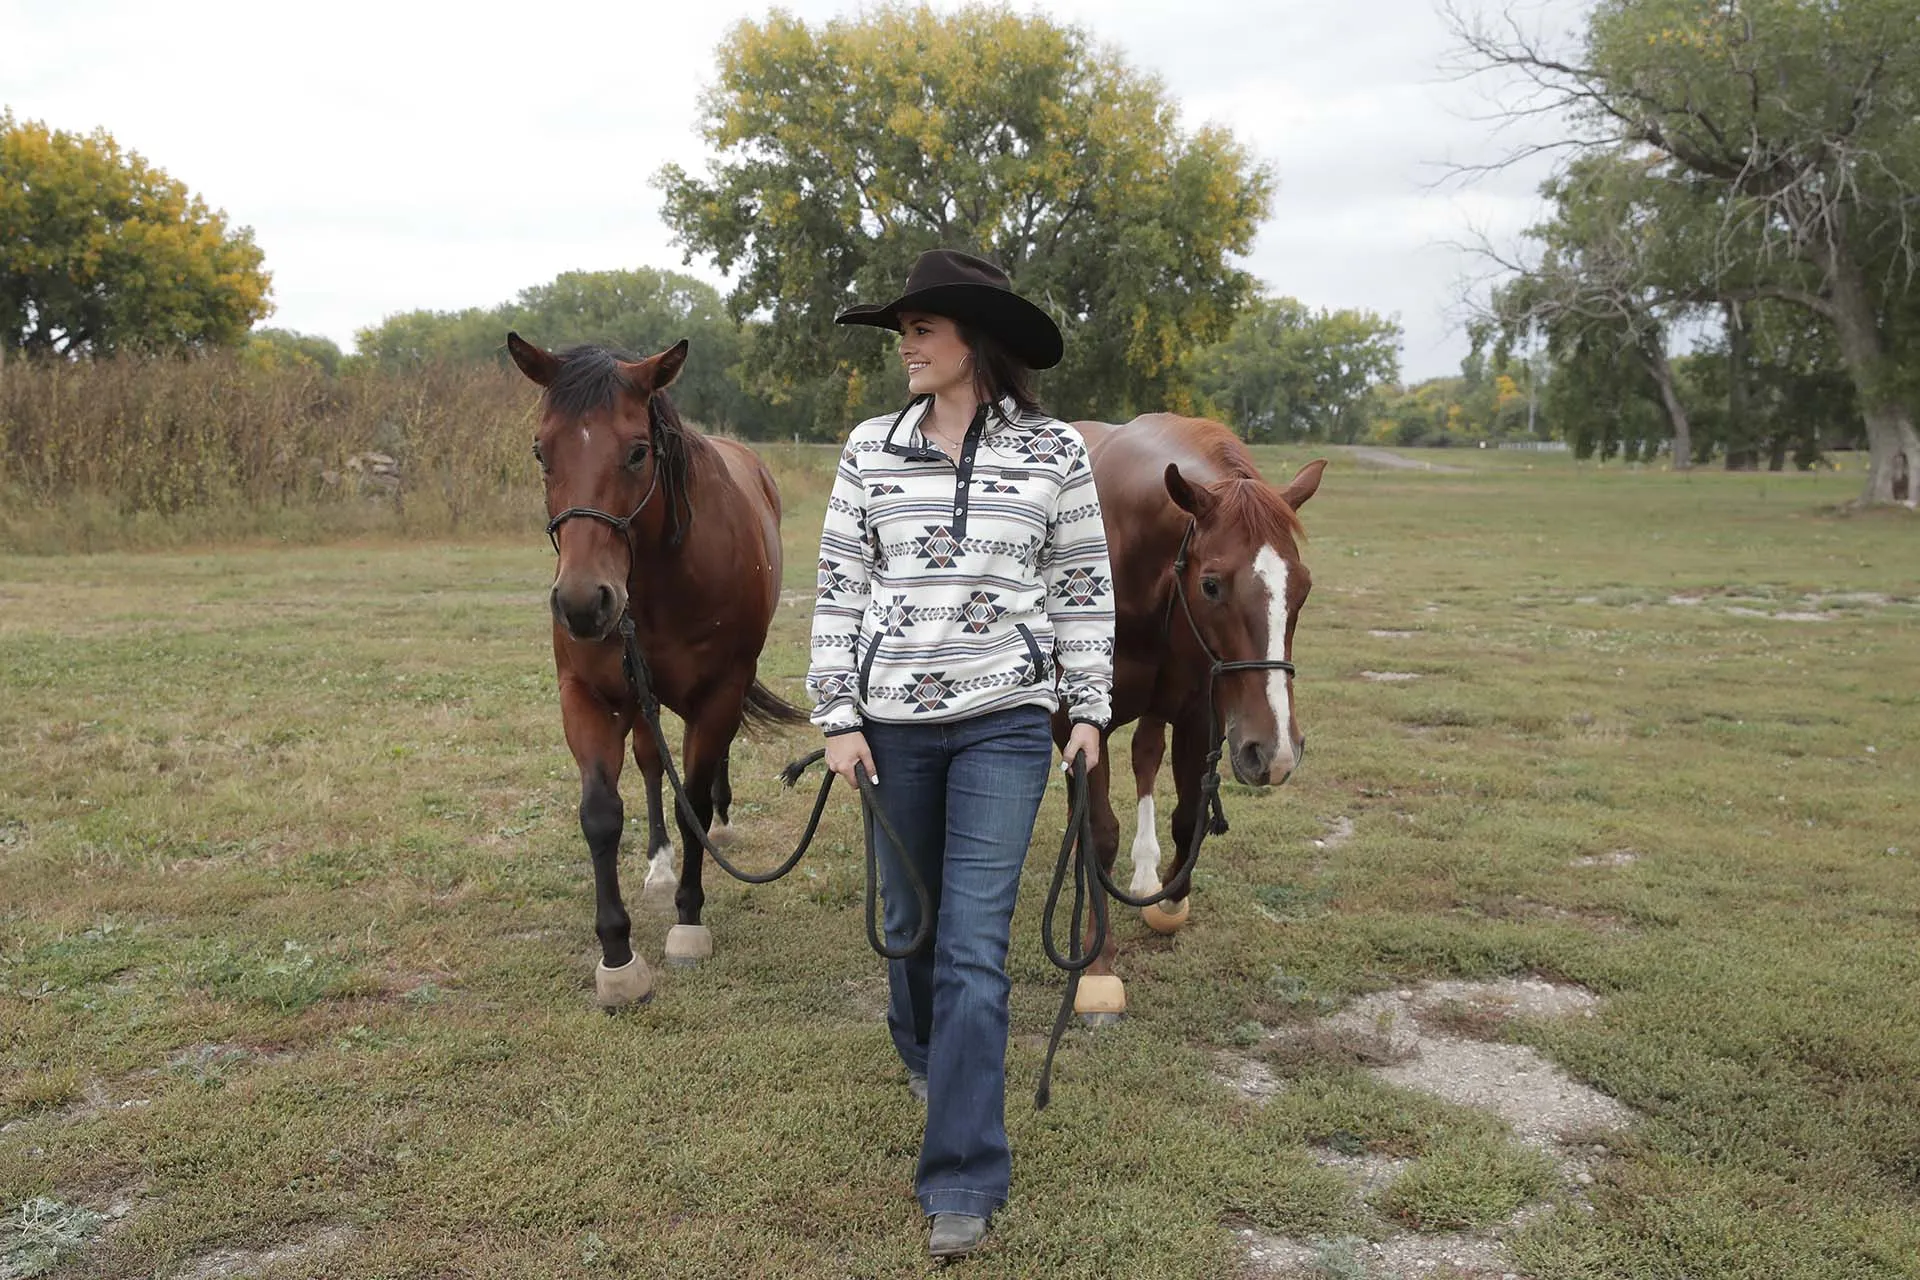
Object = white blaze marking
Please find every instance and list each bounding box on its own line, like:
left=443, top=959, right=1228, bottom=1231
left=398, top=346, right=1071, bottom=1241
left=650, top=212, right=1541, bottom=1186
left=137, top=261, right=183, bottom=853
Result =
left=1252, top=546, right=1295, bottom=775
left=1129, top=796, right=1162, bottom=897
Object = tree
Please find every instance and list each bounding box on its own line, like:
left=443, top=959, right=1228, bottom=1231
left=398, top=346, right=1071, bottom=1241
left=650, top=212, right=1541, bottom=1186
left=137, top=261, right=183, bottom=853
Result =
left=1193, top=296, right=1401, bottom=442
left=1452, top=0, right=1920, bottom=505
left=354, top=269, right=756, bottom=430
left=1488, top=156, right=1702, bottom=465
left=655, top=4, right=1271, bottom=433
left=245, top=328, right=343, bottom=374
left=0, top=110, right=271, bottom=356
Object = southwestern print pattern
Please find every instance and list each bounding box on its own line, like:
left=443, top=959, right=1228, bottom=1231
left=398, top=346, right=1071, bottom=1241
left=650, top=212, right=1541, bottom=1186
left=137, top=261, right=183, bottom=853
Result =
left=806, top=396, right=1116, bottom=733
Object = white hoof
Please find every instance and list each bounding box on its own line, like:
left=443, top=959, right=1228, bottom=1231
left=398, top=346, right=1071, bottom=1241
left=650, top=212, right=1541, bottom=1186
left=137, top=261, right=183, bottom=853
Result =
left=594, top=955, right=653, bottom=1009
left=642, top=845, right=678, bottom=899
left=1073, top=974, right=1126, bottom=1024
left=664, top=924, right=713, bottom=967
left=706, top=823, right=737, bottom=850
left=1141, top=897, right=1190, bottom=935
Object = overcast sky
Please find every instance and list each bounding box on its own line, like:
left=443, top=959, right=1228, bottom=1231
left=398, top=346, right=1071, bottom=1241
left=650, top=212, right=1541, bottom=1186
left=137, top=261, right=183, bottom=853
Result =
left=3, top=0, right=1587, bottom=381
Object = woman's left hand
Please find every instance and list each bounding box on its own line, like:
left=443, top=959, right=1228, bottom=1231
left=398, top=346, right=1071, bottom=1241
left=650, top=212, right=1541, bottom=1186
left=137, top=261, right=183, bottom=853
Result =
left=1062, top=721, right=1101, bottom=775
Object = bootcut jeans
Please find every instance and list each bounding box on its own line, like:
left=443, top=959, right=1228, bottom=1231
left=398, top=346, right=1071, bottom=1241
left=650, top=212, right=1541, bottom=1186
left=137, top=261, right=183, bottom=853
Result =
left=861, top=703, right=1054, bottom=1218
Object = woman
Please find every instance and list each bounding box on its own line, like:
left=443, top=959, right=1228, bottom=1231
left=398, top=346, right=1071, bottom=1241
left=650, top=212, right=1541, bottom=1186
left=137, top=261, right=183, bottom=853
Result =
left=807, top=249, right=1114, bottom=1259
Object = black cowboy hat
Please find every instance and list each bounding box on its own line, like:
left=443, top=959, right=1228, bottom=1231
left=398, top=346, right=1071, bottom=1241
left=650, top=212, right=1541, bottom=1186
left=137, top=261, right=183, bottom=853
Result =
left=835, top=249, right=1064, bottom=370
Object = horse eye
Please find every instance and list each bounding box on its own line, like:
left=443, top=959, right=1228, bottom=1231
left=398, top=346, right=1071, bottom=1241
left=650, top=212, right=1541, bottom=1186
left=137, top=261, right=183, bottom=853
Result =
left=1200, top=576, right=1223, bottom=602
left=626, top=441, right=651, bottom=469
left=531, top=442, right=548, bottom=473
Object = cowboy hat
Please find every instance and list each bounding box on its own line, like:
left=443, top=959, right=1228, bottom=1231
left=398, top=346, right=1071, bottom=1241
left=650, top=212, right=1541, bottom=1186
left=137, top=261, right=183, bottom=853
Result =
left=835, top=249, right=1063, bottom=371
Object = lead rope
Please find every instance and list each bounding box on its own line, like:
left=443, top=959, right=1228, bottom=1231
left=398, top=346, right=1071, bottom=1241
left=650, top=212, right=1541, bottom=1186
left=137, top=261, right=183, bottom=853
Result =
left=605, top=512, right=1297, bottom=1104
left=618, top=618, right=934, bottom=958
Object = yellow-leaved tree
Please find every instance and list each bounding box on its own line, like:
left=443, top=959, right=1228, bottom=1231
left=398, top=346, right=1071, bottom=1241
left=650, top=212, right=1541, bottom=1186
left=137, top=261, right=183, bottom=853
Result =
left=1, top=109, right=271, bottom=357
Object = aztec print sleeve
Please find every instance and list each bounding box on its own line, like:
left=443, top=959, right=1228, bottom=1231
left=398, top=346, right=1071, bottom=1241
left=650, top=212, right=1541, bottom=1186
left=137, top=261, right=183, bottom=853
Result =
left=1041, top=437, right=1116, bottom=728
left=806, top=439, right=872, bottom=735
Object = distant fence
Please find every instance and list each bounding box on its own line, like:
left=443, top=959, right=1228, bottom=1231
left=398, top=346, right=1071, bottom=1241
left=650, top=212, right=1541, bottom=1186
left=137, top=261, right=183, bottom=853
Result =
left=1496, top=440, right=1570, bottom=453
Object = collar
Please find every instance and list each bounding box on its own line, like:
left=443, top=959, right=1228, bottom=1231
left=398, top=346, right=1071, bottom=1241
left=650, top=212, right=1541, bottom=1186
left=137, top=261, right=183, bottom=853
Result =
left=881, top=395, right=1023, bottom=458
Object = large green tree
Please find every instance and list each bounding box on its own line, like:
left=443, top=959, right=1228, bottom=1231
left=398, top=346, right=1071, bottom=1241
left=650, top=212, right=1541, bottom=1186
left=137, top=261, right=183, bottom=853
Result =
left=1489, top=155, right=1703, bottom=466
left=0, top=110, right=271, bottom=356
left=655, top=4, right=1271, bottom=432
left=1455, top=0, right=1920, bottom=505
left=1193, top=296, right=1401, bottom=442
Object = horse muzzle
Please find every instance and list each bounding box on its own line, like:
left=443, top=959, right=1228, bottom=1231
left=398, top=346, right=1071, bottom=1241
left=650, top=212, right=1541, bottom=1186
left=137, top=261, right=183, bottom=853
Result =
left=1227, top=734, right=1304, bottom=787
left=551, top=580, right=625, bottom=642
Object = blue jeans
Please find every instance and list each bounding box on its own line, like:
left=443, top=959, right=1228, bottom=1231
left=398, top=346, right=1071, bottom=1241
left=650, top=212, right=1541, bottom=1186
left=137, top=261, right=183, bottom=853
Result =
left=862, top=704, right=1054, bottom=1218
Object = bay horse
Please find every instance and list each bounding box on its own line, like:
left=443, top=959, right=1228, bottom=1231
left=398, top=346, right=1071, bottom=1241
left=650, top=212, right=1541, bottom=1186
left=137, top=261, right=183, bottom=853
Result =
left=1060, top=415, right=1325, bottom=1022
left=507, top=333, right=805, bottom=1009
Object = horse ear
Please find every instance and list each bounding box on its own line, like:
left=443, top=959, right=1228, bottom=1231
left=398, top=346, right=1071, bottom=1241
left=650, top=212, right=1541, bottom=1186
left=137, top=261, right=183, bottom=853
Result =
left=1164, top=463, right=1215, bottom=517
left=506, top=332, right=557, bottom=387
left=634, top=339, right=689, bottom=392
left=1280, top=459, right=1328, bottom=511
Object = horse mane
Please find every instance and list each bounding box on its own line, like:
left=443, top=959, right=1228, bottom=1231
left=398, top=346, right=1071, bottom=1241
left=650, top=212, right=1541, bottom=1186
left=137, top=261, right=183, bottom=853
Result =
left=1181, top=416, right=1307, bottom=546
left=543, top=344, right=707, bottom=549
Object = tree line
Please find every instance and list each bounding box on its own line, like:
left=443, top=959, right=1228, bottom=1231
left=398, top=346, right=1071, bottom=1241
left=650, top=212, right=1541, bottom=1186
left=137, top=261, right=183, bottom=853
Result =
left=9, top=1, right=1911, bottom=502
left=1452, top=0, right=1916, bottom=499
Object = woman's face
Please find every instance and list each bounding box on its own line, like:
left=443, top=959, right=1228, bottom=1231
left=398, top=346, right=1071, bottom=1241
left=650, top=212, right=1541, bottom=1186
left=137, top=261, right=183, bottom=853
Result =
left=898, top=311, right=973, bottom=399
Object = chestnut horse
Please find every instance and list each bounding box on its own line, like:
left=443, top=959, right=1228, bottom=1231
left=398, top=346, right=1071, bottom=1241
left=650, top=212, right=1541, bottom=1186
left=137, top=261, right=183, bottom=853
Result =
left=508, top=333, right=804, bottom=1009
left=1061, top=415, right=1324, bottom=1022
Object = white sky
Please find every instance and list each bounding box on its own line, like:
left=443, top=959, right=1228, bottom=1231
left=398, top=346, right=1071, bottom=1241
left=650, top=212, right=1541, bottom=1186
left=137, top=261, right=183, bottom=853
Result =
left=2, top=0, right=1588, bottom=381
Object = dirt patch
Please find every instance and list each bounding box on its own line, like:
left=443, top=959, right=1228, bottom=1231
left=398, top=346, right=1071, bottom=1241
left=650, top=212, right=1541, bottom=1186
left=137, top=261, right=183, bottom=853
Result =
left=1348, top=447, right=1471, bottom=474
left=1, top=1078, right=150, bottom=1136
left=1362, top=671, right=1421, bottom=682
left=1313, top=816, right=1355, bottom=852
left=1242, top=979, right=1630, bottom=1278
left=1368, top=629, right=1420, bottom=639
left=1571, top=849, right=1640, bottom=868
left=1212, top=1051, right=1286, bottom=1102
left=169, top=1225, right=360, bottom=1280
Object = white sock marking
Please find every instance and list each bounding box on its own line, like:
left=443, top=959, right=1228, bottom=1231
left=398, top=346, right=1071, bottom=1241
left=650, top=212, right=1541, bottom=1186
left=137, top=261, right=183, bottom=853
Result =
left=643, top=837, right=677, bottom=894
left=1252, top=546, right=1296, bottom=775
left=1129, top=796, right=1162, bottom=897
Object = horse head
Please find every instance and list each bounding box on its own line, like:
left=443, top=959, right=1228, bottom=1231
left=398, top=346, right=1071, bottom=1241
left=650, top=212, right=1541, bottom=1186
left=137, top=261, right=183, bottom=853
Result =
left=1163, top=458, right=1325, bottom=785
left=508, top=332, right=688, bottom=643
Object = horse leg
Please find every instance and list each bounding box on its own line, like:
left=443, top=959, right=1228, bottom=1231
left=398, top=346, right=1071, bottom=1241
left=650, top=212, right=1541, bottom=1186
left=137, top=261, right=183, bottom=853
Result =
left=636, top=733, right=678, bottom=902
left=707, top=751, right=738, bottom=849
left=561, top=680, right=651, bottom=1009
left=1073, top=734, right=1129, bottom=1027
left=1128, top=716, right=1167, bottom=896
left=1160, top=706, right=1210, bottom=920
left=1133, top=717, right=1189, bottom=934
left=664, top=706, right=733, bottom=966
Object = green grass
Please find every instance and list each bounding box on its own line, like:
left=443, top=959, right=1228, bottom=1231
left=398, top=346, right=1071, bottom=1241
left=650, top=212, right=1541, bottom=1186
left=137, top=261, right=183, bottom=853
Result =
left=2, top=445, right=1917, bottom=1277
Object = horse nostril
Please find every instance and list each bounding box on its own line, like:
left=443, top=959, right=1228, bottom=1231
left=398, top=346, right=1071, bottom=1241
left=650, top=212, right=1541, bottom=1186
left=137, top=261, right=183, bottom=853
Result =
left=1236, top=740, right=1271, bottom=779
left=596, top=584, right=614, bottom=618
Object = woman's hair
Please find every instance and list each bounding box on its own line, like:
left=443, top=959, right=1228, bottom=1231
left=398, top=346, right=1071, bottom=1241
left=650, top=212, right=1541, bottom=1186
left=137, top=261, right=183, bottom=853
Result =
left=955, top=320, right=1042, bottom=419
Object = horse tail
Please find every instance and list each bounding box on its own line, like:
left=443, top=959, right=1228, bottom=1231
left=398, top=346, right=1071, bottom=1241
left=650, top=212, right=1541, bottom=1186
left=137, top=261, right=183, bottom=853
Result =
left=741, top=679, right=809, bottom=732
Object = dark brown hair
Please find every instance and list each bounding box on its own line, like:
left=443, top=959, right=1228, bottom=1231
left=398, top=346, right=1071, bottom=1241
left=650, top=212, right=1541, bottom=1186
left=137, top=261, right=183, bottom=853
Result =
left=955, top=321, right=1042, bottom=419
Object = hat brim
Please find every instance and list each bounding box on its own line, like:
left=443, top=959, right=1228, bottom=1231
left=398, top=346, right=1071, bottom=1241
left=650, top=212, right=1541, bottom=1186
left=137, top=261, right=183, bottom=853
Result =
left=836, top=283, right=1063, bottom=371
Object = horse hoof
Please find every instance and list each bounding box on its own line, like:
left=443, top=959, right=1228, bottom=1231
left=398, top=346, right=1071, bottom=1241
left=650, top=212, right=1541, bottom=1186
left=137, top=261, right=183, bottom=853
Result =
left=1141, top=897, right=1190, bottom=935
left=706, top=823, right=738, bottom=850
left=664, top=924, right=713, bottom=967
left=1073, top=974, right=1126, bottom=1025
left=594, top=956, right=653, bottom=1009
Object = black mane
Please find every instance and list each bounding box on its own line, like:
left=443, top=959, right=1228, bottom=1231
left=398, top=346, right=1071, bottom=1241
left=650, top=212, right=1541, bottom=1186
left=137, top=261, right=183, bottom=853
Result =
left=542, top=344, right=700, bottom=548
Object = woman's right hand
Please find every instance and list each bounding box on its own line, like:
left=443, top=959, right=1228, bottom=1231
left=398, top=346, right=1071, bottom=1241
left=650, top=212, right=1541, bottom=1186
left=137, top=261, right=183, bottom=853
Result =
left=824, top=731, right=877, bottom=788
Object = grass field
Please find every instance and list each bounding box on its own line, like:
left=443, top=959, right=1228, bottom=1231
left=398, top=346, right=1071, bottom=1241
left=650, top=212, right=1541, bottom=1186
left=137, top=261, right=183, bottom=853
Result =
left=2, top=445, right=1917, bottom=1279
